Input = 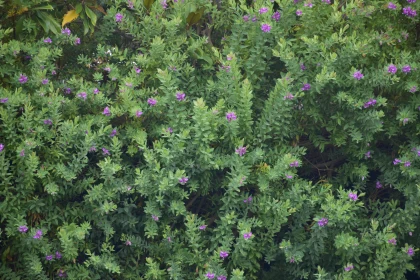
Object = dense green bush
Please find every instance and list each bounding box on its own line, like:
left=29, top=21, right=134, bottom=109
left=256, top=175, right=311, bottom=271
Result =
left=1, top=0, right=419, bottom=279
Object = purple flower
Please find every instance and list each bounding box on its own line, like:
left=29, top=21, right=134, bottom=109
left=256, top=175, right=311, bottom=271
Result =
left=243, top=15, right=250, bottom=22
left=284, top=93, right=294, bottom=100
left=42, top=79, right=48, bottom=85
left=20, top=149, right=25, bottom=157
left=199, top=225, right=207, bottom=230
left=259, top=7, right=268, bottom=14
left=244, top=196, right=252, bottom=203
left=58, top=269, right=67, bottom=278
left=0, top=98, right=8, bottom=103
left=93, top=88, right=99, bottom=94
left=75, top=38, right=81, bottom=45
left=318, top=217, right=328, bottom=227
left=296, top=10, right=303, bottom=16
left=135, top=67, right=141, bottom=74
left=136, top=110, right=143, bottom=117
left=65, top=88, right=71, bottom=94
left=353, top=70, right=364, bottom=80
left=110, top=129, right=117, bottom=137
left=44, top=38, right=52, bottom=43
left=388, top=64, right=397, bottom=74
left=227, top=55, right=232, bottom=61
left=61, top=28, right=71, bottom=36
left=300, top=63, right=306, bottom=71
left=55, top=251, right=62, bottom=259
left=418, top=150, right=420, bottom=157
left=365, top=151, right=371, bottom=158
left=301, top=83, right=311, bottom=91
left=404, top=161, right=411, bottom=167
left=402, top=65, right=411, bottom=73
left=286, top=174, right=293, bottom=179
left=403, top=118, right=409, bottom=125
left=127, top=0, right=134, bottom=9
left=217, top=276, right=227, bottom=280
left=77, top=92, right=87, bottom=100
left=44, top=119, right=53, bottom=125
left=33, top=229, right=43, bottom=239
left=408, top=247, right=414, bottom=256
left=89, top=146, right=96, bottom=152
left=104, top=67, right=111, bottom=72
left=103, top=106, right=111, bottom=116
left=52, top=70, right=56, bottom=75
left=19, top=74, right=28, bottom=84
left=220, top=251, right=229, bottom=259
left=235, top=146, right=247, bottom=156
left=304, top=2, right=313, bottom=7
left=272, top=11, right=281, bottom=21
left=206, top=273, right=215, bottom=279
left=348, top=192, right=358, bottom=201
left=46, top=255, right=53, bottom=261
left=344, top=265, right=354, bottom=271
left=322, top=0, right=331, bottom=4
left=407, top=0, right=416, bottom=3
left=290, top=160, right=299, bottom=167
left=115, top=13, right=123, bottom=22
left=388, top=238, right=397, bottom=245
left=0, top=143, right=3, bottom=152
left=243, top=232, right=253, bottom=239
left=388, top=2, right=397, bottom=9
left=18, top=225, right=28, bottom=233
left=363, top=98, right=377, bottom=108
left=376, top=181, right=383, bottom=189
left=102, top=148, right=110, bottom=155
left=176, top=92, right=186, bottom=101
left=152, top=215, right=159, bottom=221
left=403, top=6, right=417, bottom=17
left=252, top=16, right=258, bottom=22
left=161, top=0, right=168, bottom=9
left=226, top=111, right=237, bottom=122
left=147, top=98, right=157, bottom=106
left=393, top=158, right=401, bottom=165
left=179, top=177, right=189, bottom=185
left=409, top=86, right=417, bottom=93
left=125, top=240, right=132, bottom=246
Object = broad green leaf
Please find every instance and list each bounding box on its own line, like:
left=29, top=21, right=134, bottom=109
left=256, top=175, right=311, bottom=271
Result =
left=84, top=7, right=97, bottom=26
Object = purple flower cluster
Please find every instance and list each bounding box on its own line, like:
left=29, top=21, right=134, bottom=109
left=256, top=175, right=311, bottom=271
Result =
left=33, top=229, right=43, bottom=239
left=44, top=38, right=52, bottom=43
left=115, top=13, right=123, bottom=22
left=261, top=24, right=271, bottom=33
left=93, top=88, right=99, bottom=94
left=103, top=107, right=111, bottom=116
left=55, top=251, right=62, bottom=259
left=290, top=160, right=299, bottom=167
left=363, top=98, right=377, bottom=108
left=322, top=0, right=331, bottom=4
left=44, top=119, right=53, bottom=125
left=376, top=181, right=383, bottom=189
left=348, top=192, right=358, bottom=201
left=125, top=240, right=132, bottom=246
left=365, top=151, right=371, bottom=158
left=284, top=93, right=294, bottom=100
left=0, top=98, right=8, bottom=103
left=176, top=92, right=186, bottom=101
left=77, top=92, right=87, bottom=100
left=301, top=83, right=311, bottom=91
left=388, top=64, right=397, bottom=74
left=403, top=6, right=417, bottom=17
left=404, top=161, right=411, bottom=167
left=393, top=158, right=401, bottom=165
left=19, top=74, right=28, bottom=84
left=102, top=147, right=110, bottom=155
left=318, top=218, right=328, bottom=227
left=235, top=146, right=247, bottom=156
left=388, top=2, right=397, bottom=9
left=58, top=269, right=67, bottom=278
left=407, top=247, right=414, bottom=256
left=179, top=177, right=189, bottom=185
left=296, top=10, right=303, bottom=16
left=110, top=129, right=117, bottom=137
left=75, top=38, right=81, bottom=45
left=220, top=251, right=229, bottom=259
left=259, top=7, right=268, bottom=14
left=199, top=225, right=207, bottom=230
left=402, top=65, right=411, bottom=73
left=152, top=215, right=159, bottom=221
left=243, top=232, right=253, bottom=239
left=272, top=11, right=281, bottom=21
left=42, top=79, right=49, bottom=85
left=388, top=238, right=397, bottom=245
left=205, top=273, right=215, bottom=279
left=344, top=265, right=354, bottom=271
left=243, top=196, right=252, bottom=203
left=226, top=112, right=237, bottom=122
left=18, top=225, right=28, bottom=233
left=409, top=86, right=417, bottom=93
left=243, top=15, right=250, bottom=22
left=136, top=110, right=143, bottom=117
left=217, top=276, right=227, bottom=280
left=0, top=143, right=4, bottom=152
left=353, top=70, right=364, bottom=80
left=46, top=255, right=53, bottom=261
left=61, top=28, right=71, bottom=36
left=147, top=98, right=157, bottom=106
left=407, top=0, right=416, bottom=3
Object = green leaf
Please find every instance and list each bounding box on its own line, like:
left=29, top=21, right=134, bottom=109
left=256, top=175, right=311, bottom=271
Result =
left=84, top=7, right=97, bottom=26
left=186, top=7, right=205, bottom=27
left=75, top=4, right=83, bottom=14
left=144, top=0, right=156, bottom=10
left=32, top=5, right=54, bottom=10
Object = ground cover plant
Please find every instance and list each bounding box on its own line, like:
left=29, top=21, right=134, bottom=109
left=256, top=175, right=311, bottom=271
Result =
left=0, top=0, right=420, bottom=279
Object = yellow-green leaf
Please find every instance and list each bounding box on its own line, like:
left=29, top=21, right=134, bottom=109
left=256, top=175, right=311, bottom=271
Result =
left=186, top=7, right=205, bottom=27
left=144, top=0, right=155, bottom=10
left=85, top=7, right=97, bottom=26
left=62, top=9, right=79, bottom=27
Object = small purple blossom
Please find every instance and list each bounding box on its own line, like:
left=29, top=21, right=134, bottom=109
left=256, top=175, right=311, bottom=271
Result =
left=74, top=38, right=81, bottom=45
left=409, top=86, right=417, bottom=93
left=33, top=229, right=43, bottom=239
left=252, top=16, right=258, bottom=22
left=179, top=177, right=189, bottom=185
left=18, top=225, right=28, bottom=233
left=301, top=83, right=311, bottom=91
left=403, top=118, right=409, bottom=125
left=89, top=146, right=96, bottom=152
left=403, top=6, right=417, bottom=17
left=286, top=174, right=293, bottom=179
left=61, top=28, right=71, bottom=36
left=344, top=265, right=354, bottom=271
left=102, top=148, right=110, bottom=155
left=393, top=158, right=402, bottom=165
left=206, top=273, right=215, bottom=279
left=363, top=98, right=377, bottom=108
left=300, top=63, right=306, bottom=71
left=235, top=146, right=247, bottom=156
left=272, top=11, right=281, bottom=21
left=244, top=196, right=252, bottom=203
left=65, top=88, right=71, bottom=94
left=376, top=181, right=383, bottom=189
left=125, top=240, right=132, bottom=246
left=115, top=13, right=123, bottom=22
left=226, top=111, right=237, bottom=122
left=407, top=0, right=416, bottom=3
left=44, top=38, right=52, bottom=43
left=365, top=151, right=371, bottom=158
left=284, top=93, right=294, bottom=100
left=388, top=2, right=397, bottom=9
left=388, top=238, right=397, bottom=245
left=304, top=2, right=313, bottom=8
left=404, top=161, right=411, bottom=167
left=199, top=225, right=207, bottom=230
left=322, top=0, right=331, bottom=4
left=136, top=110, right=143, bottom=117
left=243, top=232, right=253, bottom=239
left=318, top=218, right=328, bottom=227
left=52, top=70, right=56, bottom=75
left=410, top=232, right=413, bottom=236
left=0, top=143, right=3, bottom=152
left=42, top=79, right=48, bottom=85
left=176, top=92, right=186, bottom=101
left=353, top=70, right=364, bottom=80
left=167, top=127, right=173, bottom=133
left=104, top=67, right=111, bottom=72
left=103, top=106, right=111, bottom=116
left=388, top=64, right=397, bottom=74
left=348, top=192, right=358, bottom=201
left=19, top=149, right=25, bottom=157
left=0, top=98, right=8, bottom=103
left=220, top=251, right=229, bottom=259
left=44, top=119, right=53, bottom=125
left=55, top=251, right=62, bottom=259
left=77, top=92, right=87, bottom=100
left=217, top=276, right=227, bottom=280
left=296, top=10, right=303, bottom=16
left=161, top=0, right=168, bottom=9
left=46, top=255, right=53, bottom=261
left=259, top=7, right=268, bottom=14
left=243, top=15, right=250, bottom=22
left=93, top=88, right=99, bottom=94
left=58, top=269, right=67, bottom=278
left=110, top=129, right=117, bottom=137
left=290, top=160, right=299, bottom=167
left=152, top=215, right=159, bottom=221
left=135, top=67, right=141, bottom=74
left=408, top=247, right=414, bottom=256
left=19, top=75, right=28, bottom=84
left=402, top=65, right=411, bottom=73
left=127, top=0, right=134, bottom=9
left=147, top=98, right=157, bottom=106
left=226, top=55, right=232, bottom=61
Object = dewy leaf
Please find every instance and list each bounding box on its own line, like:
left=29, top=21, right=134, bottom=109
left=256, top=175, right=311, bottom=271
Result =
left=84, top=7, right=97, bottom=26
left=62, top=9, right=79, bottom=27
